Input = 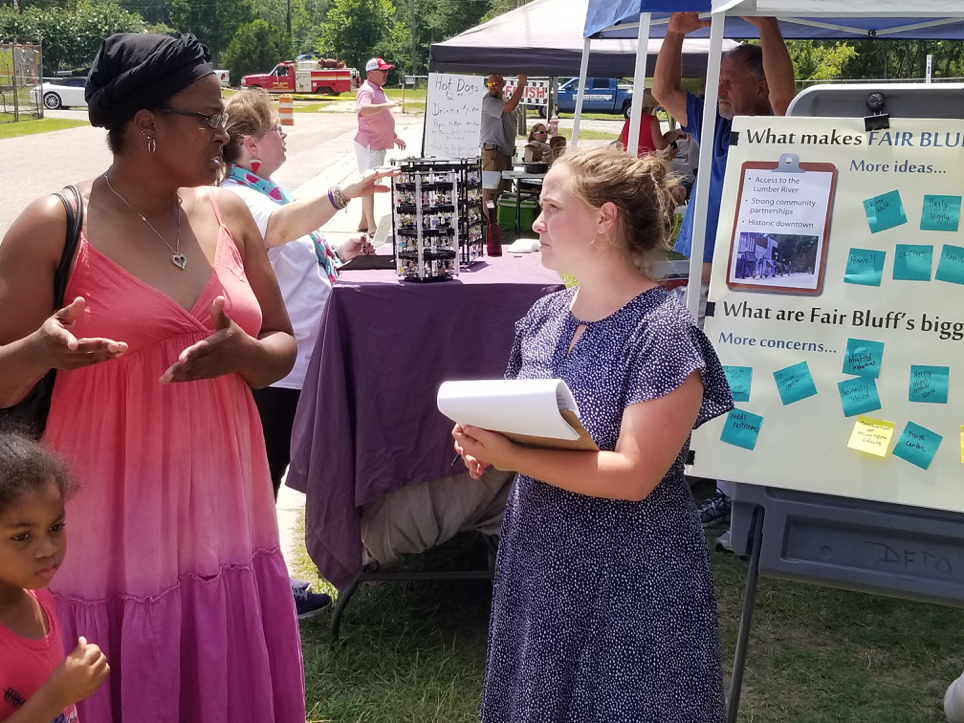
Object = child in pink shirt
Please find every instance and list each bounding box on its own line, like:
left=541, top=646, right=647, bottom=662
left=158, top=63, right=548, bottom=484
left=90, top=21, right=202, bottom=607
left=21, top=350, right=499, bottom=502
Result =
left=0, top=433, right=108, bottom=722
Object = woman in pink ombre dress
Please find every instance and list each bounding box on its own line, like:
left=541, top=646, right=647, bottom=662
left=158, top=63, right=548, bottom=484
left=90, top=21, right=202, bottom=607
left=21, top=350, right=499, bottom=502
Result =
left=0, top=34, right=304, bottom=723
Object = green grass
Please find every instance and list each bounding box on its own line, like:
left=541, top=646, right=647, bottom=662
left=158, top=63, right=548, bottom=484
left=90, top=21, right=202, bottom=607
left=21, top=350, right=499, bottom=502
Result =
left=553, top=111, right=626, bottom=121
left=555, top=127, right=619, bottom=142
left=385, top=88, right=426, bottom=102
left=290, top=479, right=964, bottom=722
left=0, top=117, right=87, bottom=139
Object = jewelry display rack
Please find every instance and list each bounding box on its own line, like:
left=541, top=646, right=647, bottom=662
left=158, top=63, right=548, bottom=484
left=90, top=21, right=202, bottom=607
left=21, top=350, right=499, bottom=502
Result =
left=392, top=158, right=484, bottom=281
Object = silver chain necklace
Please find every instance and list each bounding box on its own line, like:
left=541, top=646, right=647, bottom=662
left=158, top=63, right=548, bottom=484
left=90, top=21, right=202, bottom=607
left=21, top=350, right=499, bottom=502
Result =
left=103, top=173, right=186, bottom=270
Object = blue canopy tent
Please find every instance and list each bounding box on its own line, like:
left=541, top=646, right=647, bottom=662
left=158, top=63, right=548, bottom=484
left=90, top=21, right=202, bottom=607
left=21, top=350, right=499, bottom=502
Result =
left=575, top=0, right=964, bottom=320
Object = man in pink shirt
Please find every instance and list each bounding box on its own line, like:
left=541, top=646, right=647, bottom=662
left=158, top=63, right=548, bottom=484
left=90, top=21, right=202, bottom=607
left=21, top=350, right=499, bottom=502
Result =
left=355, top=56, right=406, bottom=235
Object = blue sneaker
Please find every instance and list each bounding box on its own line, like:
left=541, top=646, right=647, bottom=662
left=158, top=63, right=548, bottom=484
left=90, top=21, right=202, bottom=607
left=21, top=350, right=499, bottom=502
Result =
left=289, top=577, right=312, bottom=591
left=293, top=587, right=331, bottom=619
left=696, top=492, right=731, bottom=528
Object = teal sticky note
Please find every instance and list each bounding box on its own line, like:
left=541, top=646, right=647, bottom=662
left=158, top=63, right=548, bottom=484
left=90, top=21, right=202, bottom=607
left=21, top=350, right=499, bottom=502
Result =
left=842, top=338, right=885, bottom=378
left=935, top=244, right=964, bottom=285
left=893, top=244, right=933, bottom=281
left=863, top=190, right=907, bottom=233
left=909, top=365, right=949, bottom=404
left=723, top=366, right=752, bottom=402
left=772, top=361, right=817, bottom=405
left=893, top=421, right=943, bottom=470
left=837, top=377, right=881, bottom=417
left=844, top=248, right=885, bottom=286
left=920, top=194, right=961, bottom=232
left=720, top=409, right=763, bottom=451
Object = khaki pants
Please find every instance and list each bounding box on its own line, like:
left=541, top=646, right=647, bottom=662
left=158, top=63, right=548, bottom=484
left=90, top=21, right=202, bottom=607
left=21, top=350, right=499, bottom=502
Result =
left=482, top=147, right=512, bottom=196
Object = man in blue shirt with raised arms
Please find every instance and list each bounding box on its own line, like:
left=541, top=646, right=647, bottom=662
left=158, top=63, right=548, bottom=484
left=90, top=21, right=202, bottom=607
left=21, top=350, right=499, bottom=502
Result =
left=653, top=12, right=795, bottom=536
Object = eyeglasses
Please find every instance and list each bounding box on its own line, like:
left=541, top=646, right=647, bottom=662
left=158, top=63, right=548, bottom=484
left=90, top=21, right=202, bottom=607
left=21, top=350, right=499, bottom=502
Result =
left=486, top=82, right=503, bottom=88
left=534, top=130, right=547, bottom=135
left=265, top=124, right=284, bottom=135
left=157, top=108, right=230, bottom=129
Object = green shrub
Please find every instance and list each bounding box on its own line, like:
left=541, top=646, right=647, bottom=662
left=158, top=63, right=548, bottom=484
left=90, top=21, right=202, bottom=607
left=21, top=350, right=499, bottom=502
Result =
left=222, top=19, right=291, bottom=87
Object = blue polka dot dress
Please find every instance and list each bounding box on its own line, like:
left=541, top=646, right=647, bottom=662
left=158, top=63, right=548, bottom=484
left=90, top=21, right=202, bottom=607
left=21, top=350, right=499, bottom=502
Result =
left=481, top=286, right=734, bottom=723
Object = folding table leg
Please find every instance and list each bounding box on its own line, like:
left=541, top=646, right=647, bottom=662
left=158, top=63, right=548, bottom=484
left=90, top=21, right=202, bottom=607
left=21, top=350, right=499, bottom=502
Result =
left=329, top=576, right=362, bottom=642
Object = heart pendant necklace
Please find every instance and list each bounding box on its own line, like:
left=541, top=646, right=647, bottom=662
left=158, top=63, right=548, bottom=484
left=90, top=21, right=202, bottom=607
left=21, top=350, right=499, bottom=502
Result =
left=103, top=173, right=185, bottom=270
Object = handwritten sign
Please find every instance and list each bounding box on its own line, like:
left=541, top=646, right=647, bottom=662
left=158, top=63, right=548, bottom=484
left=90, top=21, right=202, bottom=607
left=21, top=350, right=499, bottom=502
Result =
left=837, top=377, right=882, bottom=417
left=772, top=361, right=817, bottom=405
left=723, top=365, right=753, bottom=402
left=721, top=409, right=764, bottom=451
left=424, top=73, right=485, bottom=159
left=920, top=194, right=961, bottom=232
left=893, top=421, right=943, bottom=470
left=847, top=416, right=896, bottom=457
left=842, top=338, right=885, bottom=379
left=935, top=244, right=964, bottom=285
left=892, top=244, right=933, bottom=281
left=844, top=248, right=885, bottom=286
left=908, top=365, right=949, bottom=404
left=863, top=190, right=907, bottom=233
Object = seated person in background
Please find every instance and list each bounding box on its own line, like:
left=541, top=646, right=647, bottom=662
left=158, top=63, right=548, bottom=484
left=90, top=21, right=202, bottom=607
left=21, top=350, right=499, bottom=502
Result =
left=548, top=135, right=567, bottom=163
left=617, top=104, right=680, bottom=157
left=523, top=123, right=552, bottom=164
left=670, top=131, right=697, bottom=200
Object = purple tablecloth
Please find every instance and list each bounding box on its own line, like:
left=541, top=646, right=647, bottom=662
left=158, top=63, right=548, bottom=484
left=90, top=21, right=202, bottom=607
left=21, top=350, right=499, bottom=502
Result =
left=287, top=253, right=564, bottom=589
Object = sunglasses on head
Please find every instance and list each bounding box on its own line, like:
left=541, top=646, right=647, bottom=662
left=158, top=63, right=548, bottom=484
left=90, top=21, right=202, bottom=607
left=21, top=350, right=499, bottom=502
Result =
left=157, top=108, right=229, bottom=129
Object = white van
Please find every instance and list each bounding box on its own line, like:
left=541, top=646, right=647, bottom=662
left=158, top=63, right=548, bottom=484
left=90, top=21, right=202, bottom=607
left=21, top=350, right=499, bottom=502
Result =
left=214, top=69, right=230, bottom=87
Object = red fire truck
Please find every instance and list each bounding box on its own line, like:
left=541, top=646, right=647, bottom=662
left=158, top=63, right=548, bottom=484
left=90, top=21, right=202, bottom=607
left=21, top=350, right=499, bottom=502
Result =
left=241, top=59, right=361, bottom=95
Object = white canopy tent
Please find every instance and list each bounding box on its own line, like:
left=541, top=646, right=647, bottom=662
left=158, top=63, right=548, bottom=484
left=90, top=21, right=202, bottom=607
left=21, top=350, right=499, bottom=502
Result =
left=576, top=0, right=964, bottom=320
left=428, top=0, right=737, bottom=79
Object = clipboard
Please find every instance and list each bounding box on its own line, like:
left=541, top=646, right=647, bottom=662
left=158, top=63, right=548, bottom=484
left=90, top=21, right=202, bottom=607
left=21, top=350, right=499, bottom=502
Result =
left=724, top=153, right=837, bottom=295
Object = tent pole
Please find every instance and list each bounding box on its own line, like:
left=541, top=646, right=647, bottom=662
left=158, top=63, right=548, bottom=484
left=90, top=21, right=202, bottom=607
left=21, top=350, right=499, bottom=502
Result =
left=685, top=11, right=725, bottom=321
left=572, top=37, right=591, bottom=148
left=626, top=13, right=652, bottom=158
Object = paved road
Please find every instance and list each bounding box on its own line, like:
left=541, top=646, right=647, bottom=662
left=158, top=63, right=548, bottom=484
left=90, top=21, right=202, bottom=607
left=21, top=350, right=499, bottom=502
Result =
left=0, top=110, right=388, bottom=237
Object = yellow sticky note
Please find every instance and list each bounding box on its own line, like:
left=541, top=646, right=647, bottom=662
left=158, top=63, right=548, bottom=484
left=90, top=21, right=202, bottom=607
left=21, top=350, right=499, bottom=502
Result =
left=848, top=416, right=896, bottom=457
left=960, top=425, right=964, bottom=463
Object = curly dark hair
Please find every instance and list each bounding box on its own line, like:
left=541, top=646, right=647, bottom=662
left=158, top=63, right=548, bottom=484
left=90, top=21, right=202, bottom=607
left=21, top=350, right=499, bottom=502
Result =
left=0, top=432, right=74, bottom=513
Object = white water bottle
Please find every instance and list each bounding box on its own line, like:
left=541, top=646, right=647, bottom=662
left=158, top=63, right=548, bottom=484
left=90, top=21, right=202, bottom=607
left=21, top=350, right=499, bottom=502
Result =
left=945, top=672, right=964, bottom=722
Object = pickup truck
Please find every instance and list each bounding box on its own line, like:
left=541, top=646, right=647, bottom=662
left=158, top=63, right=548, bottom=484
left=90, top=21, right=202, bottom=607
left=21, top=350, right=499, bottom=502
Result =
left=555, top=77, right=634, bottom=117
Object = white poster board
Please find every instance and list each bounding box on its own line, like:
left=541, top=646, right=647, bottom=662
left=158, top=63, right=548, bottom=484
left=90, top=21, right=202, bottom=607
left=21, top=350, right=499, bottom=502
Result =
left=693, top=116, right=964, bottom=514
left=424, top=72, right=484, bottom=159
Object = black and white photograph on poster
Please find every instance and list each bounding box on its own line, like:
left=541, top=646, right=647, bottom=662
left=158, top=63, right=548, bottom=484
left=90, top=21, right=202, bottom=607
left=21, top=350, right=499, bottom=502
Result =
left=730, top=231, right=821, bottom=290
left=725, top=156, right=837, bottom=294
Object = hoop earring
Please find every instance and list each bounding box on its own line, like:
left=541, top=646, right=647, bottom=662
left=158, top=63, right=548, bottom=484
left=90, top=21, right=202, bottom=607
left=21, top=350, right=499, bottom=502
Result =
left=147, top=137, right=156, bottom=154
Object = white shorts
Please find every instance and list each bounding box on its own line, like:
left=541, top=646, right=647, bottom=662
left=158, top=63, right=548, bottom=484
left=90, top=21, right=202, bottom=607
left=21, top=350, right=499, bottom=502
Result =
left=355, top=142, right=387, bottom=172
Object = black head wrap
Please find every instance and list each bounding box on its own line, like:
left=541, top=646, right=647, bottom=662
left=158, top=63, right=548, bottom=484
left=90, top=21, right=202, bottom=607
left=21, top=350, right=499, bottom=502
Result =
left=86, top=33, right=215, bottom=129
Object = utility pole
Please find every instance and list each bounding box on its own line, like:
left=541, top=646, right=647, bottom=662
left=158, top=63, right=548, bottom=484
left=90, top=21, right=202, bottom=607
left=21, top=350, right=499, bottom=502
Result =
left=286, top=0, right=292, bottom=55
left=410, top=0, right=417, bottom=77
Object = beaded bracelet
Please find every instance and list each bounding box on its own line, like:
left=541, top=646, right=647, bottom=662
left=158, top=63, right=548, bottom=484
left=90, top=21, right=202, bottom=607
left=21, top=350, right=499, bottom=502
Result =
left=328, top=185, right=349, bottom=210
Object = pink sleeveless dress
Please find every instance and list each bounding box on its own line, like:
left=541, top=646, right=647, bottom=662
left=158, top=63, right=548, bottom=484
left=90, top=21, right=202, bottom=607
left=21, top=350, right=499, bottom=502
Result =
left=43, top=195, right=305, bottom=723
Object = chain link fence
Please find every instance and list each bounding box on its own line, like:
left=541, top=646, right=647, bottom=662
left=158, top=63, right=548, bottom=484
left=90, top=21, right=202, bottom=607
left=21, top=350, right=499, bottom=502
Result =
left=0, top=43, right=43, bottom=122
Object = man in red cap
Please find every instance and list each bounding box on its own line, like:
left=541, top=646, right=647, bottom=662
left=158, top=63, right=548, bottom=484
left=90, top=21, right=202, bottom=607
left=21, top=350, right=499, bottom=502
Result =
left=355, top=57, right=406, bottom=235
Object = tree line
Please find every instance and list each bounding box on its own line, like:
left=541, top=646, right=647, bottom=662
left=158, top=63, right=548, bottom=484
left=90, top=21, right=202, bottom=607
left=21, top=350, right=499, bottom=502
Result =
left=1, top=0, right=963, bottom=90
left=0, top=0, right=517, bottom=82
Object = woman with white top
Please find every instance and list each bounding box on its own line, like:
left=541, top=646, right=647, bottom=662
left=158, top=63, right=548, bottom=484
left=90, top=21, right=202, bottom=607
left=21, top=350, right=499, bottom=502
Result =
left=220, top=88, right=396, bottom=615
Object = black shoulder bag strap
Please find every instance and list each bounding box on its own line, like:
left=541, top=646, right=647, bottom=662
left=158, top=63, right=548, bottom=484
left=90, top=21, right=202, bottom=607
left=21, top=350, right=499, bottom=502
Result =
left=0, top=185, right=83, bottom=437
left=53, top=184, right=84, bottom=307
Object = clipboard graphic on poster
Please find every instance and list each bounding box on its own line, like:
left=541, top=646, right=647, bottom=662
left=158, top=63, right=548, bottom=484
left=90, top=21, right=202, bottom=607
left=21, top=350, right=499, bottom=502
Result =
left=725, top=153, right=837, bottom=294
